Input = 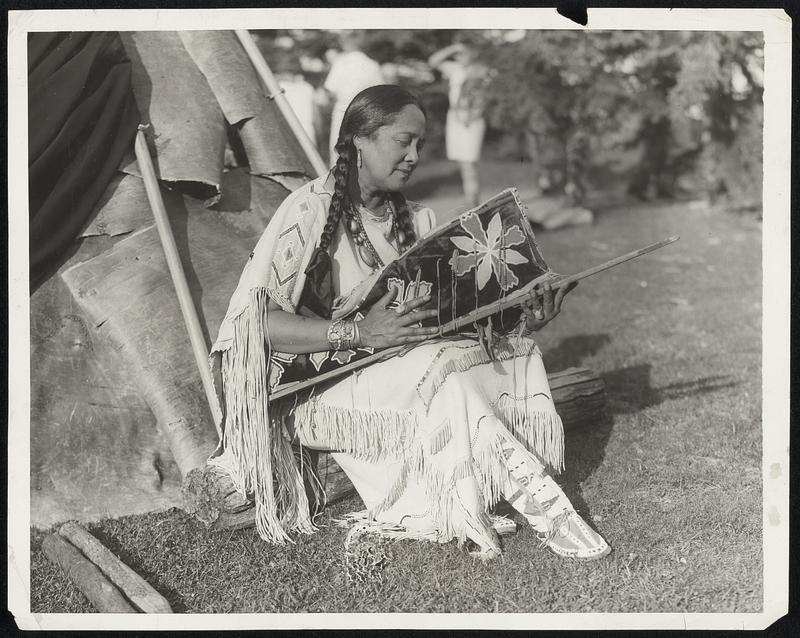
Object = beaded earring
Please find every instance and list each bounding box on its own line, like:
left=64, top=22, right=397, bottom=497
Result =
left=357, top=148, right=363, bottom=168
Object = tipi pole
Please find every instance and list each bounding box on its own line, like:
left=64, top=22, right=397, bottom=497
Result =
left=235, top=29, right=328, bottom=178
left=134, top=128, right=223, bottom=426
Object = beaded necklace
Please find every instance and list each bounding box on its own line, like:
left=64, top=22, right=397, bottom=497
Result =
left=347, top=200, right=400, bottom=269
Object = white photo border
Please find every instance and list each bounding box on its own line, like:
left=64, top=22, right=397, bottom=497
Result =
left=7, top=7, right=791, bottom=631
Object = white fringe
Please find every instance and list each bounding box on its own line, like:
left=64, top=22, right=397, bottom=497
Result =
left=361, top=402, right=560, bottom=552
left=428, top=419, right=453, bottom=455
left=495, top=395, right=565, bottom=472
left=416, top=338, right=540, bottom=407
left=293, top=401, right=419, bottom=463
left=213, top=287, right=316, bottom=544
left=334, top=511, right=442, bottom=543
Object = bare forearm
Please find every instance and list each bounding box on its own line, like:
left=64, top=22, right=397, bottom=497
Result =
left=428, top=43, right=460, bottom=68
left=266, top=308, right=332, bottom=353
left=266, top=291, right=440, bottom=354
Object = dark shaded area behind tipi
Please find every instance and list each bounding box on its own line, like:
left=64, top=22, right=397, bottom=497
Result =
left=28, top=32, right=140, bottom=291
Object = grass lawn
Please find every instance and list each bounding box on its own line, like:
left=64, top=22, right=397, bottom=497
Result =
left=30, top=160, right=763, bottom=613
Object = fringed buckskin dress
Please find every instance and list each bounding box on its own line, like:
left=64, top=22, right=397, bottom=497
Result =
left=209, top=173, right=609, bottom=559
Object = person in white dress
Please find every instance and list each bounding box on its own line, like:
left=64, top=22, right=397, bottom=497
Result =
left=429, top=42, right=492, bottom=208
left=209, top=85, right=610, bottom=561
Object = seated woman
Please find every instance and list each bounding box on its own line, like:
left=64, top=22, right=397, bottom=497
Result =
left=209, top=85, right=609, bottom=560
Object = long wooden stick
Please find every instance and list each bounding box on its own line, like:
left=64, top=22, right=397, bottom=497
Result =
left=134, top=129, right=222, bottom=425
left=445, top=234, right=681, bottom=334
left=235, top=29, right=328, bottom=178
left=269, top=235, right=679, bottom=402
left=59, top=522, right=172, bottom=613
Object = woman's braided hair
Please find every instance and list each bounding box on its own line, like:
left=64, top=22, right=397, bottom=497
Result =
left=318, top=84, right=425, bottom=254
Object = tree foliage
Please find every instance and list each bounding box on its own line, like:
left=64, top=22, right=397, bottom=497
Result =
left=482, top=30, right=763, bottom=208
left=253, top=29, right=763, bottom=210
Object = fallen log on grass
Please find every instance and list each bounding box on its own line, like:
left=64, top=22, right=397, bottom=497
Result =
left=59, top=522, right=172, bottom=613
left=182, top=366, right=606, bottom=530
left=42, top=534, right=136, bottom=613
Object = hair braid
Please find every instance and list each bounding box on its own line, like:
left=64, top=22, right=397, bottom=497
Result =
left=318, top=141, right=354, bottom=252
left=389, top=192, right=417, bottom=253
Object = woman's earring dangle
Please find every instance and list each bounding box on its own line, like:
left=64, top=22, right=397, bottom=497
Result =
left=357, top=148, right=363, bottom=169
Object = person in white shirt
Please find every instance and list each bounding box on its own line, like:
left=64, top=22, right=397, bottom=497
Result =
left=323, top=30, right=384, bottom=165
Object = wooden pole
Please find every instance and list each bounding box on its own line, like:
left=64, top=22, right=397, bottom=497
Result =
left=134, top=129, right=222, bottom=426
left=42, top=534, right=137, bottom=613
left=59, top=522, right=172, bottom=613
left=234, top=29, right=328, bottom=178
left=269, top=236, right=679, bottom=402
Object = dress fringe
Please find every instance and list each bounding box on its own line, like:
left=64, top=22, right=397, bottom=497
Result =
left=293, top=400, right=419, bottom=462
left=211, top=287, right=316, bottom=544
left=495, top=394, right=565, bottom=472
left=428, top=418, right=453, bottom=455
left=365, top=403, right=561, bottom=551
left=416, top=338, right=540, bottom=407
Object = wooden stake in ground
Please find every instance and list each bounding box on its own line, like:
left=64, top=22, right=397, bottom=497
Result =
left=59, top=522, right=172, bottom=613
left=42, top=534, right=136, bottom=613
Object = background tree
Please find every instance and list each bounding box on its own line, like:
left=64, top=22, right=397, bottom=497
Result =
left=253, top=29, right=763, bottom=212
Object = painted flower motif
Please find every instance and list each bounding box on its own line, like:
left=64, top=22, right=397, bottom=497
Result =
left=309, top=349, right=330, bottom=372
left=330, top=349, right=357, bottom=365
left=449, top=212, right=528, bottom=291
left=269, top=351, right=297, bottom=389
left=387, top=277, right=434, bottom=309
left=310, top=344, right=357, bottom=369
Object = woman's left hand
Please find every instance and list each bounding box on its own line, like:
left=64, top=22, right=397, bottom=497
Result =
left=520, top=281, right=577, bottom=332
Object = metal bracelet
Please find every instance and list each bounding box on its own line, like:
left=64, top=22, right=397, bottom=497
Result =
left=327, top=318, right=357, bottom=350
left=327, top=319, right=344, bottom=350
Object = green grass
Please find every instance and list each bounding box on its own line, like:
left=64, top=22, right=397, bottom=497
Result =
left=30, top=163, right=763, bottom=613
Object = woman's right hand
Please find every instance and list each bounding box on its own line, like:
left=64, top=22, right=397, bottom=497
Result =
left=358, top=288, right=441, bottom=349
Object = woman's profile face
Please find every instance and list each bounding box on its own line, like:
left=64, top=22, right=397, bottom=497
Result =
left=356, top=104, right=426, bottom=193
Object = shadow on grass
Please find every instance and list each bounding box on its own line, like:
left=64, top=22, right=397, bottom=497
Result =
left=542, top=334, right=613, bottom=371
left=602, top=364, right=738, bottom=414
left=541, top=341, right=738, bottom=528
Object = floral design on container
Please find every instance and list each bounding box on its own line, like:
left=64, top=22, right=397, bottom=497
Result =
left=448, top=212, right=528, bottom=291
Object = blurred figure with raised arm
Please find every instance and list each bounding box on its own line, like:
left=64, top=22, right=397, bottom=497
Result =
left=429, top=40, right=492, bottom=208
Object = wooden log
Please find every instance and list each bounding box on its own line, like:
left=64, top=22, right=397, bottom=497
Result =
left=182, top=464, right=254, bottom=530
left=59, top=522, right=172, bottom=613
left=41, top=534, right=137, bottom=613
left=184, top=366, right=606, bottom=530
left=547, top=366, right=607, bottom=430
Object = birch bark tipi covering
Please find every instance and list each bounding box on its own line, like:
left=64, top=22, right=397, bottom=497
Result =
left=30, top=30, right=314, bottom=527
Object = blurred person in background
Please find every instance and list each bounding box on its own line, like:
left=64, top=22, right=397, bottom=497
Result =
left=429, top=40, right=492, bottom=208
left=323, top=30, right=384, bottom=165
left=274, top=56, right=316, bottom=144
